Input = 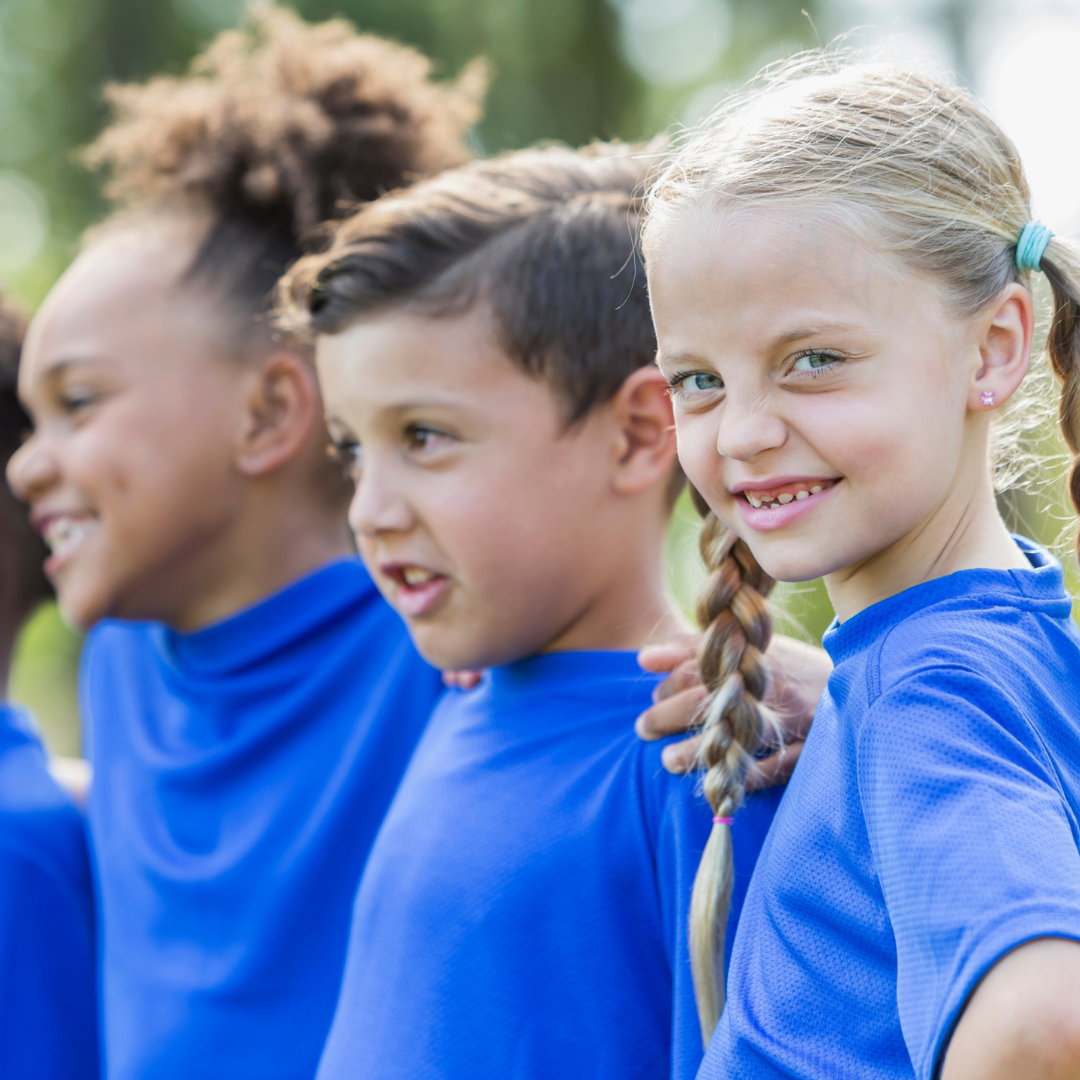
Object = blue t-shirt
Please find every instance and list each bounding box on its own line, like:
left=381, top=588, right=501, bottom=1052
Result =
left=701, top=537, right=1080, bottom=1080
left=82, top=559, right=444, bottom=1080
left=316, top=649, right=783, bottom=1080
left=0, top=703, right=97, bottom=1080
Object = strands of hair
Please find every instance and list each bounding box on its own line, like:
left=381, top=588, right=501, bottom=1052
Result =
left=644, top=51, right=1080, bottom=1042
left=0, top=294, right=29, bottom=456
left=281, top=141, right=665, bottom=424
left=0, top=292, right=51, bottom=608
left=81, top=2, right=486, bottom=318
left=690, top=506, right=776, bottom=1036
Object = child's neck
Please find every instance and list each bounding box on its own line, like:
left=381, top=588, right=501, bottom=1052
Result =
left=539, top=535, right=690, bottom=655
left=167, top=497, right=355, bottom=632
left=824, top=467, right=1030, bottom=622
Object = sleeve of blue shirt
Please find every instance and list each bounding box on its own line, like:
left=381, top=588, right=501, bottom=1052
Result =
left=648, top=751, right=782, bottom=1080
left=0, top=839, right=99, bottom=1080
left=857, top=666, right=1080, bottom=1080
left=651, top=761, right=712, bottom=1080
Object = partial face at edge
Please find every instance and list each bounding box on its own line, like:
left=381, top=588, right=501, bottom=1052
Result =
left=316, top=304, right=623, bottom=671
left=8, top=224, right=253, bottom=629
left=647, top=202, right=983, bottom=585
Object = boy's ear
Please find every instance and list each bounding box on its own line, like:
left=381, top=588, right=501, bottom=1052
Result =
left=235, top=352, right=319, bottom=478
left=969, top=282, right=1034, bottom=411
left=610, top=366, right=678, bottom=496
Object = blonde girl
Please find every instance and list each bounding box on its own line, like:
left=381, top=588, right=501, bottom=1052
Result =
left=643, top=60, right=1080, bottom=1078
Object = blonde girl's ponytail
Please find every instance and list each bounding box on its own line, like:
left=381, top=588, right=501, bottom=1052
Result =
left=1035, top=241, right=1080, bottom=551
left=690, top=499, right=776, bottom=1042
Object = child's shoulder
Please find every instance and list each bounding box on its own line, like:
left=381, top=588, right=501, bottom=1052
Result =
left=628, top=732, right=712, bottom=838
left=855, top=587, right=1080, bottom=779
left=874, top=581, right=1079, bottom=700
left=0, top=711, right=87, bottom=889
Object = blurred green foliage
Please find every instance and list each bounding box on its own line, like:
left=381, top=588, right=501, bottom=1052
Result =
left=0, top=0, right=833, bottom=309
left=0, top=0, right=830, bottom=754
left=0, top=0, right=1075, bottom=755
left=11, top=602, right=81, bottom=755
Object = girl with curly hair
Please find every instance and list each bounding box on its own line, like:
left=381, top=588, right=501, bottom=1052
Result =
left=8, top=8, right=483, bottom=1078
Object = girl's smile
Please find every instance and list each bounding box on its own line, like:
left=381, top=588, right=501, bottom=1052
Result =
left=33, top=508, right=100, bottom=577
left=732, top=476, right=841, bottom=530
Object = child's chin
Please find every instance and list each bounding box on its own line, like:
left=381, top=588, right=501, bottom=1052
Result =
left=408, top=627, right=485, bottom=676
left=57, top=588, right=107, bottom=634
left=750, top=545, right=833, bottom=586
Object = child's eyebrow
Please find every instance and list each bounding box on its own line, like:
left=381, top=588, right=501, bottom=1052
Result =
left=657, top=349, right=710, bottom=369
left=764, top=322, right=860, bottom=352
left=379, top=397, right=474, bottom=416
left=41, top=358, right=101, bottom=382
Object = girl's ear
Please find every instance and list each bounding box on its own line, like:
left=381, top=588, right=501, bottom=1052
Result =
left=970, top=283, right=1035, bottom=412
left=610, top=365, right=678, bottom=496
left=236, top=352, right=319, bottom=478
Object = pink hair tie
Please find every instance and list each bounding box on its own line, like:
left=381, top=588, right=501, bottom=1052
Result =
left=713, top=816, right=733, bottom=826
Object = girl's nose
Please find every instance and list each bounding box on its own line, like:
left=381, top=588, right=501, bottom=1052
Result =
left=6, top=435, right=57, bottom=503
left=715, top=393, right=788, bottom=463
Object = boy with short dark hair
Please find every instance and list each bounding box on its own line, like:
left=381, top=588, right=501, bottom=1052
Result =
left=283, top=143, right=784, bottom=1080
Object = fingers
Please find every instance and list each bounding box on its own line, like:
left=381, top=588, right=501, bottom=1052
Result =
left=660, top=733, right=703, bottom=775
left=49, top=755, right=92, bottom=811
left=745, top=740, right=805, bottom=791
left=763, top=635, right=832, bottom=741
left=635, top=684, right=707, bottom=741
left=637, top=634, right=700, bottom=675
left=652, top=659, right=702, bottom=703
left=657, top=735, right=805, bottom=783
left=442, top=670, right=483, bottom=690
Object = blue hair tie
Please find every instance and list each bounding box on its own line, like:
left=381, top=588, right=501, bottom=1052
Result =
left=1015, top=220, right=1053, bottom=272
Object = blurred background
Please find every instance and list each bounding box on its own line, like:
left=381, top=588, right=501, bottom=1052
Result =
left=1, top=0, right=1078, bottom=754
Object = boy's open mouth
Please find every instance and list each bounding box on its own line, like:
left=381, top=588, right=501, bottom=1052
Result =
left=380, top=563, right=452, bottom=618
left=740, top=478, right=839, bottom=510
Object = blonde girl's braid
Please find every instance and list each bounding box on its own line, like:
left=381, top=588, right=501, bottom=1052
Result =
left=690, top=503, right=776, bottom=1041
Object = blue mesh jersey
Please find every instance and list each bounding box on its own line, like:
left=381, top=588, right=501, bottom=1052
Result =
left=81, top=560, right=445, bottom=1080
left=700, top=537, right=1080, bottom=1080
left=316, top=649, right=784, bottom=1080
left=0, top=703, right=97, bottom=1080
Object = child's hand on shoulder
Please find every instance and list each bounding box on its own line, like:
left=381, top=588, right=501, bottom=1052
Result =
left=442, top=670, right=483, bottom=691
left=635, top=633, right=831, bottom=785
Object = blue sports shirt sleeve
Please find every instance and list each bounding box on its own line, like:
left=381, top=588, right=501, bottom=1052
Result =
left=0, top=846, right=98, bottom=1079
left=652, top=766, right=712, bottom=1080
left=650, top=755, right=783, bottom=1080
left=857, top=666, right=1080, bottom=1079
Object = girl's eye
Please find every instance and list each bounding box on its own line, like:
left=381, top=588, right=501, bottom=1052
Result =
left=670, top=372, right=724, bottom=395
left=791, top=351, right=842, bottom=374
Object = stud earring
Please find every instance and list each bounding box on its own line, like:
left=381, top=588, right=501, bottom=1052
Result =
left=981, top=390, right=995, bottom=406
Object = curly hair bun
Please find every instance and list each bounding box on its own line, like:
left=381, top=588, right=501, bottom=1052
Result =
left=83, top=2, right=486, bottom=247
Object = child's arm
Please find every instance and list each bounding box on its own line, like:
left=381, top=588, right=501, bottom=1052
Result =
left=0, top=844, right=98, bottom=1079
left=48, top=755, right=92, bottom=810
left=636, top=633, right=831, bottom=777
left=942, top=937, right=1080, bottom=1079
left=859, top=662, right=1080, bottom=1078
